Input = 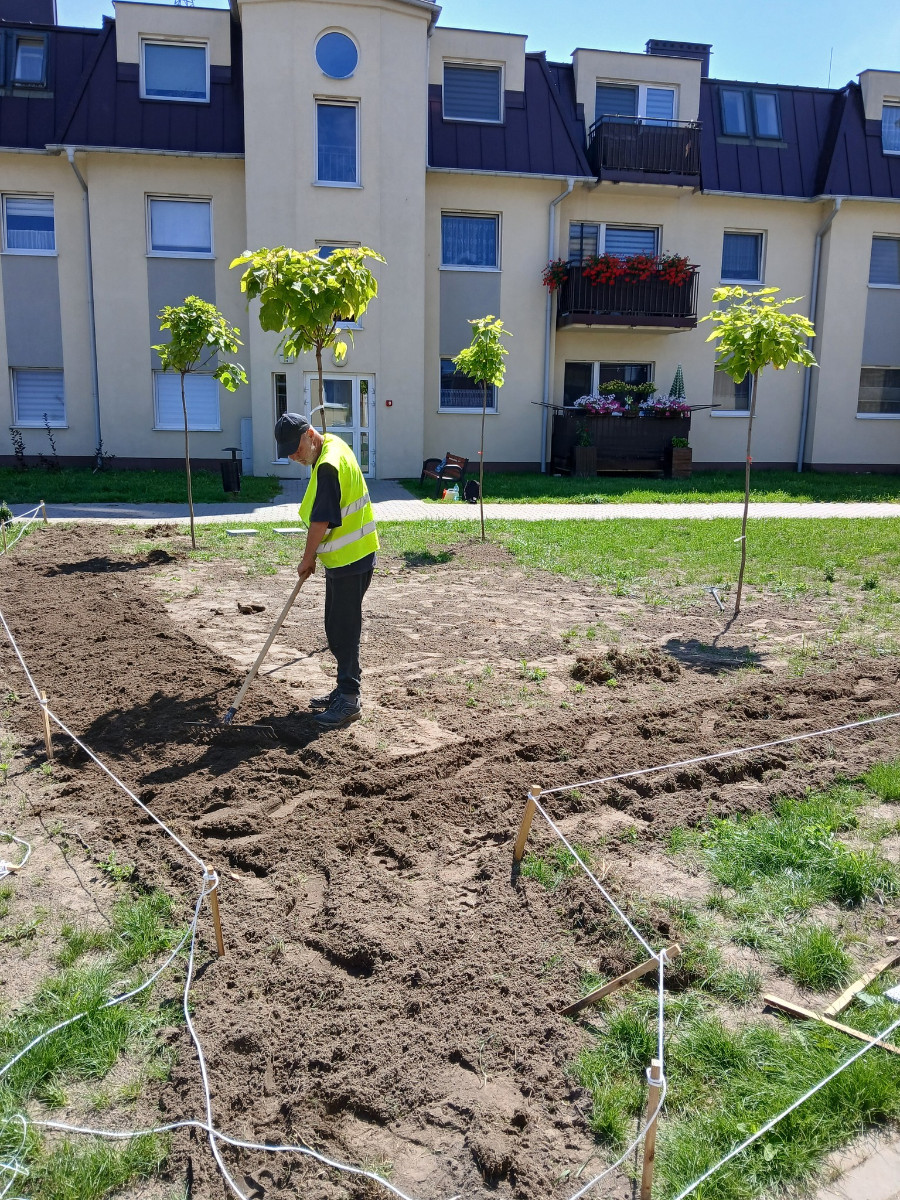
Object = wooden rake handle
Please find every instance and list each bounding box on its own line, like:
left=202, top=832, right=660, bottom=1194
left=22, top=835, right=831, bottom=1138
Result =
left=223, top=577, right=304, bottom=723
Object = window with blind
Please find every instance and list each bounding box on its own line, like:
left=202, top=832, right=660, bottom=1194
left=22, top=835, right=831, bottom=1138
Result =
left=441, top=214, right=499, bottom=268
left=869, top=237, right=900, bottom=286
left=316, top=102, right=358, bottom=184
left=440, top=358, right=497, bottom=411
left=712, top=368, right=751, bottom=413
left=883, top=105, right=900, bottom=155
left=3, top=196, right=55, bottom=253
left=858, top=368, right=900, bottom=416
left=13, top=36, right=47, bottom=87
left=722, top=231, right=764, bottom=282
left=568, top=222, right=659, bottom=262
left=595, top=83, right=675, bottom=125
left=443, top=64, right=502, bottom=123
left=153, top=372, right=220, bottom=431
left=141, top=40, right=209, bottom=102
left=12, top=369, right=65, bottom=427
left=148, top=198, right=211, bottom=256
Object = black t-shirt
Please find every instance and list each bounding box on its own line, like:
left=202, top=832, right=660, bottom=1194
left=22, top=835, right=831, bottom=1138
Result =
left=310, top=462, right=375, bottom=577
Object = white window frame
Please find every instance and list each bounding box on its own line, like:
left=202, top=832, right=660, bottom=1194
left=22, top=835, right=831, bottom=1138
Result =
left=595, top=81, right=678, bottom=123
left=720, top=229, right=766, bottom=285
left=439, top=356, right=498, bottom=414
left=868, top=235, right=900, bottom=289
left=146, top=196, right=213, bottom=259
left=856, top=366, right=900, bottom=419
left=1, top=194, right=56, bottom=255
left=140, top=38, right=210, bottom=104
left=442, top=61, right=504, bottom=124
left=710, top=367, right=753, bottom=417
left=315, top=99, right=360, bottom=187
left=440, top=212, right=501, bottom=271
left=882, top=102, right=900, bottom=155
left=567, top=222, right=661, bottom=260
left=11, top=368, right=66, bottom=428
left=12, top=34, right=48, bottom=88
left=316, top=242, right=363, bottom=327
left=153, top=371, right=221, bottom=431
left=562, top=360, right=654, bottom=407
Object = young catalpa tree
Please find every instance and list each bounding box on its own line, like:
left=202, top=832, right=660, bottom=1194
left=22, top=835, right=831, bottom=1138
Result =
left=154, top=296, right=247, bottom=549
left=702, top=286, right=816, bottom=615
left=231, top=246, right=384, bottom=431
left=452, top=315, right=512, bottom=541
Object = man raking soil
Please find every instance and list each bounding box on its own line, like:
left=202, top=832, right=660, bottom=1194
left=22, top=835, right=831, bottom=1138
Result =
left=275, top=412, right=379, bottom=730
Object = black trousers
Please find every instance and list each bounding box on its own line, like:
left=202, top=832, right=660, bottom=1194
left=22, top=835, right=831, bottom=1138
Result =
left=323, top=568, right=373, bottom=697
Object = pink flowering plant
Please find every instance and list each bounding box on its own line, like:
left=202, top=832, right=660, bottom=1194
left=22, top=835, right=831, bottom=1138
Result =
left=639, top=395, right=691, bottom=417
left=573, top=394, right=630, bottom=416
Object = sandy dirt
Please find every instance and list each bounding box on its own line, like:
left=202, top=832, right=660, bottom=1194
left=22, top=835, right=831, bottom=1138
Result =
left=1, top=524, right=899, bottom=1200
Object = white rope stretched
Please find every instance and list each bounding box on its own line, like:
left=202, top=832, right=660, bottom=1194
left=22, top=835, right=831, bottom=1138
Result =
left=0, top=834, right=30, bottom=878
left=670, top=1013, right=900, bottom=1199
left=538, top=709, right=900, bottom=797
left=0, top=507, right=44, bottom=556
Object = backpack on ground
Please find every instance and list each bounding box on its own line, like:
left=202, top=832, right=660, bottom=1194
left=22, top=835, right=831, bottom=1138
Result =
left=463, top=479, right=480, bottom=504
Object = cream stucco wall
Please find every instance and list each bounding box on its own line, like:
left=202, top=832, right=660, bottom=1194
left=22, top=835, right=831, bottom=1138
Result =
left=858, top=70, right=900, bottom=121
left=80, top=153, right=248, bottom=461
left=238, top=0, right=432, bottom=478
left=113, top=1, right=233, bottom=65
left=429, top=27, right=527, bottom=93
left=0, top=153, right=95, bottom=459
left=572, top=49, right=701, bottom=126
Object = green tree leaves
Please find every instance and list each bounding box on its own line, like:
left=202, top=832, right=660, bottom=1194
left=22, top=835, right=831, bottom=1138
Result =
left=701, top=286, right=816, bottom=382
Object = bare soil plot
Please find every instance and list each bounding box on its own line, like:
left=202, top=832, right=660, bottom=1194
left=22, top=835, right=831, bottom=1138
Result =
left=1, top=525, right=899, bottom=1200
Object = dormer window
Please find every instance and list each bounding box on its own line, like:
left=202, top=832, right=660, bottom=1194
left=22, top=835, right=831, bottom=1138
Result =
left=141, top=39, right=209, bottom=103
left=12, top=36, right=46, bottom=87
left=883, top=103, right=900, bottom=155
left=595, top=83, right=676, bottom=125
left=443, top=64, right=502, bottom=123
left=720, top=87, right=781, bottom=139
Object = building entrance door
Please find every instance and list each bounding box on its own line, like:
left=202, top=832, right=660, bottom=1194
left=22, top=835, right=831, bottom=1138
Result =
left=305, top=374, right=374, bottom=477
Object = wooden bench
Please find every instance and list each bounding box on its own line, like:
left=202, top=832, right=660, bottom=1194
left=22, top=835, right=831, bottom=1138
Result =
left=420, top=452, right=469, bottom=497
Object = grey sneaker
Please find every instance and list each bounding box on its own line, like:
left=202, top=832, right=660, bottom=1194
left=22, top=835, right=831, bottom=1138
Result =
left=313, top=693, right=362, bottom=730
left=308, top=688, right=339, bottom=711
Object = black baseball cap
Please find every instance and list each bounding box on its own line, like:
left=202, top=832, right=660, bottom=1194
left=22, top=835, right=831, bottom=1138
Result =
left=274, top=412, right=311, bottom=458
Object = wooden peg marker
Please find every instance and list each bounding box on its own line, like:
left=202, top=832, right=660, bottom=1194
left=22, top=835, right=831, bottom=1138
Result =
left=40, top=692, right=53, bottom=762
left=1, top=521, right=6, bottom=553
left=640, top=1057, right=663, bottom=1200
left=41, top=500, right=49, bottom=525
left=513, top=784, right=540, bottom=864
left=208, top=879, right=225, bottom=957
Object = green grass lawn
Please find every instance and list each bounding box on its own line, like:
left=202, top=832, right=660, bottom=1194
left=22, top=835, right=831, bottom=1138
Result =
left=0, top=467, right=281, bottom=505
left=400, top=470, right=900, bottom=505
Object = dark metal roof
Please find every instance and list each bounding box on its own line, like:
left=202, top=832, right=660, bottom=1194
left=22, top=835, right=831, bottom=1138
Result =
left=428, top=53, right=591, bottom=176
left=0, top=15, right=244, bottom=154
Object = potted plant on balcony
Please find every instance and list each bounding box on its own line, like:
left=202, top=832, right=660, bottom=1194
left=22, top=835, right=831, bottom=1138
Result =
left=573, top=421, right=597, bottom=476
left=583, top=253, right=625, bottom=285
left=542, top=259, right=569, bottom=291
left=669, top=436, right=692, bottom=478
left=658, top=253, right=694, bottom=286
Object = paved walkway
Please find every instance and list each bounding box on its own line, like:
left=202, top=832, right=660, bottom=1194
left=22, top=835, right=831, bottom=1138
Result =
left=9, top=478, right=900, bottom=524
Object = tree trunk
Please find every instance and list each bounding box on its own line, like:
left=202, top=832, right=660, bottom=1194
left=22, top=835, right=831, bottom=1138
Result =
left=315, top=345, right=328, bottom=434
left=734, top=370, right=759, bottom=616
left=181, top=373, right=196, bottom=550
left=479, top=380, right=487, bottom=542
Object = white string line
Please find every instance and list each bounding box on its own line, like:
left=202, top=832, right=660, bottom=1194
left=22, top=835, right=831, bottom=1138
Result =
left=531, top=794, right=657, bottom=957
left=0, top=833, right=31, bottom=878
left=0, top=1116, right=28, bottom=1200
left=1, top=508, right=43, bottom=555
left=567, top=1075, right=668, bottom=1200
left=538, top=709, right=900, bottom=797
left=670, top=1013, right=900, bottom=1200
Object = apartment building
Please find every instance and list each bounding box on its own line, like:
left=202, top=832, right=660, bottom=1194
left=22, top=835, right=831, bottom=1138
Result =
left=0, top=0, right=899, bottom=477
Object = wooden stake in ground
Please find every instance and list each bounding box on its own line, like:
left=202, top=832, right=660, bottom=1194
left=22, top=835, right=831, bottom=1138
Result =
left=40, top=692, right=53, bottom=762
left=764, top=994, right=900, bottom=1056
left=513, top=785, right=541, bottom=864
left=207, top=876, right=226, bottom=957
left=1, top=521, right=6, bottom=553
left=640, top=1057, right=663, bottom=1200
left=822, top=950, right=900, bottom=1017
left=41, top=500, right=49, bottom=525
left=560, top=945, right=681, bottom=1017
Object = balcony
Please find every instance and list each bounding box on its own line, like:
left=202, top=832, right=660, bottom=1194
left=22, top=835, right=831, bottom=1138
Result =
left=587, top=116, right=701, bottom=184
left=556, top=264, right=700, bottom=330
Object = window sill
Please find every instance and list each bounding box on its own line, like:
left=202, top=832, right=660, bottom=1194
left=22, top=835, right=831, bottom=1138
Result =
left=140, top=95, right=211, bottom=106
left=2, top=249, right=57, bottom=257
left=868, top=283, right=900, bottom=290
left=442, top=115, right=504, bottom=126
left=147, top=252, right=215, bottom=260
left=856, top=413, right=900, bottom=420
left=313, top=181, right=362, bottom=189
left=154, top=427, right=222, bottom=433
left=720, top=278, right=763, bottom=286
left=439, top=265, right=501, bottom=272
left=14, top=422, right=67, bottom=429
left=437, top=409, right=498, bottom=415
left=710, top=410, right=750, bottom=417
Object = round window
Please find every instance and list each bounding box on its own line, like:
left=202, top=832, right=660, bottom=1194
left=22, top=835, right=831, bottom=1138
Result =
left=315, top=32, right=358, bottom=79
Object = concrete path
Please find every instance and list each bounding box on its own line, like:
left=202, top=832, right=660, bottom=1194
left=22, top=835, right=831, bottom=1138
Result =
left=9, top=478, right=900, bottom=524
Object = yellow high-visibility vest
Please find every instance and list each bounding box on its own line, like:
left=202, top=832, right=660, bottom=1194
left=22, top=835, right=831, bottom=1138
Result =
left=298, top=435, right=379, bottom=569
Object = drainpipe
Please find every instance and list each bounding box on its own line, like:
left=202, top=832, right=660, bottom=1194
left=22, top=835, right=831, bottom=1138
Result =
left=540, top=177, right=575, bottom=472
left=796, top=197, right=843, bottom=472
left=65, top=147, right=103, bottom=469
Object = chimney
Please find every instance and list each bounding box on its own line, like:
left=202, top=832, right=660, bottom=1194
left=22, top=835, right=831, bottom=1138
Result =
left=645, top=39, right=712, bottom=78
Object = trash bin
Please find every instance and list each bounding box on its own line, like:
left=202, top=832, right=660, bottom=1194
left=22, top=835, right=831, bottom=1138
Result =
left=220, top=446, right=243, bottom=494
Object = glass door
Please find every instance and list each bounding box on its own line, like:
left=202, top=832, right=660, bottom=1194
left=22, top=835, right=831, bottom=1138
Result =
left=305, top=374, right=374, bottom=477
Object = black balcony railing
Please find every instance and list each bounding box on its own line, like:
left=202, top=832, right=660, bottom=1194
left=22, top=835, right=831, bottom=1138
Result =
left=556, top=264, right=700, bottom=329
left=587, top=116, right=701, bottom=178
